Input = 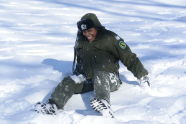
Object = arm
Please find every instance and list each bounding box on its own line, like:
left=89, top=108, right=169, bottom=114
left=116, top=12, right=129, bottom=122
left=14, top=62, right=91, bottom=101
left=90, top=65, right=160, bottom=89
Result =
left=73, top=32, right=84, bottom=75
left=73, top=44, right=83, bottom=75
left=113, top=35, right=148, bottom=79
left=73, top=55, right=83, bottom=75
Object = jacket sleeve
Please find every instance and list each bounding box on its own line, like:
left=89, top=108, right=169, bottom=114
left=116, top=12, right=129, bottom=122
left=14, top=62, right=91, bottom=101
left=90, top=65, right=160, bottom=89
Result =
left=72, top=33, right=82, bottom=75
left=73, top=42, right=82, bottom=75
left=73, top=55, right=82, bottom=75
left=73, top=34, right=85, bottom=76
left=112, top=35, right=148, bottom=79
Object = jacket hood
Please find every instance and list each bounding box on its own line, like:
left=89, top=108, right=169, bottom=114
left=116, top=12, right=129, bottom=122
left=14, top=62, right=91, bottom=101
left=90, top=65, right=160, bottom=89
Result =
left=80, top=13, right=104, bottom=29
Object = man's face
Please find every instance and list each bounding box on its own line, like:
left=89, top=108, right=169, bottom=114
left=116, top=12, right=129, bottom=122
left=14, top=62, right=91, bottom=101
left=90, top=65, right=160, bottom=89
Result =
left=82, top=28, right=97, bottom=42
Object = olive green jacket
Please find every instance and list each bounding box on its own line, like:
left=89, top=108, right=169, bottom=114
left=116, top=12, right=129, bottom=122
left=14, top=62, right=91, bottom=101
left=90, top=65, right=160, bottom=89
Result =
left=73, top=13, right=148, bottom=80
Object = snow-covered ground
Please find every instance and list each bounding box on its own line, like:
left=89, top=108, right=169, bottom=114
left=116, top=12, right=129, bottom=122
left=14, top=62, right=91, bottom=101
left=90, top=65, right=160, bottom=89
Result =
left=0, top=0, right=186, bottom=123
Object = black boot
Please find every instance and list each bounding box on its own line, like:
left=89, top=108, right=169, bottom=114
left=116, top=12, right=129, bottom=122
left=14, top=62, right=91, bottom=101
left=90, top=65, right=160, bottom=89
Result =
left=34, top=102, right=58, bottom=115
left=90, top=98, right=114, bottom=118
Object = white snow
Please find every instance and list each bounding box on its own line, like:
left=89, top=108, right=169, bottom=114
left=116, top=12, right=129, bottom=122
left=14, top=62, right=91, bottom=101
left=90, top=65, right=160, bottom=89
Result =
left=0, top=0, right=186, bottom=124
left=70, top=75, right=86, bottom=84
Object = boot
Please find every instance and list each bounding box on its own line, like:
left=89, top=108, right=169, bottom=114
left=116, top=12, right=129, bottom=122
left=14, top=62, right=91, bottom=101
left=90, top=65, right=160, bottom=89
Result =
left=90, top=98, right=114, bottom=118
left=34, top=102, right=58, bottom=115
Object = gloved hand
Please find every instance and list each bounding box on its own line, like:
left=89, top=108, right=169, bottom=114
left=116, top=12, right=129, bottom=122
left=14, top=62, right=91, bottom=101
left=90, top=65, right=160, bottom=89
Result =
left=139, top=75, right=150, bottom=87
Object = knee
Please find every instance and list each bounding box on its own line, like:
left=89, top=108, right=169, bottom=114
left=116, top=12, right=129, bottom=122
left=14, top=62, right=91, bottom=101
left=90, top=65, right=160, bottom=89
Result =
left=93, top=71, right=109, bottom=85
left=61, top=76, right=75, bottom=86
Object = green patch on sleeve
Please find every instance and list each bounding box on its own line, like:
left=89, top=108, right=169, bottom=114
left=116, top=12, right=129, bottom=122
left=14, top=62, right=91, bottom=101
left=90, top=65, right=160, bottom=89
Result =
left=119, top=41, right=126, bottom=49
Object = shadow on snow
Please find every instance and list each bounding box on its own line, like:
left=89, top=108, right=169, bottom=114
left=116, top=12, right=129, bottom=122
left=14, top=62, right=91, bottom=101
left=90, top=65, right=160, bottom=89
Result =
left=33, top=0, right=186, bottom=22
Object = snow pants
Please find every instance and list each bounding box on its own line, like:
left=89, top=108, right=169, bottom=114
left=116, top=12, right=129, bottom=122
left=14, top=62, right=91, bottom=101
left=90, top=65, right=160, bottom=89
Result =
left=49, top=71, right=121, bottom=109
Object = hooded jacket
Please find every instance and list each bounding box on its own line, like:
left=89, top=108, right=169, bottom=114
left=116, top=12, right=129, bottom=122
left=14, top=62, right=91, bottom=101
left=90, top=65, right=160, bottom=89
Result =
left=73, top=13, right=148, bottom=80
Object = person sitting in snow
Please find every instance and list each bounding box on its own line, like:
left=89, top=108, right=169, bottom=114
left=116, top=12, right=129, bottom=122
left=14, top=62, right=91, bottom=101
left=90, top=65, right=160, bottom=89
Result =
left=35, top=13, right=150, bottom=117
